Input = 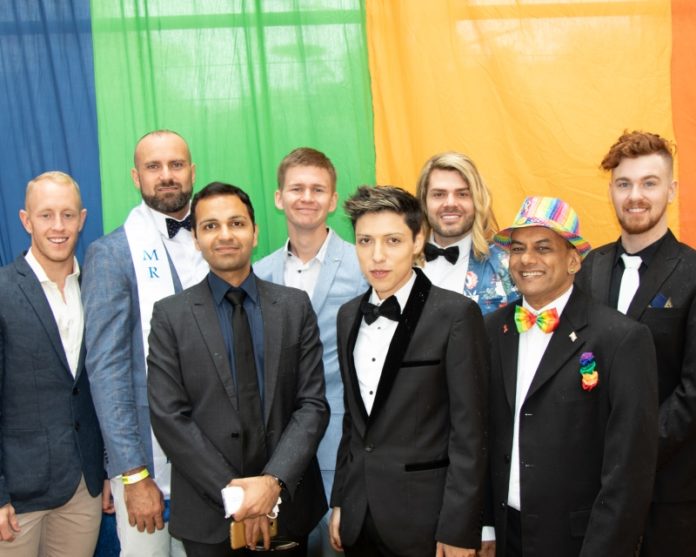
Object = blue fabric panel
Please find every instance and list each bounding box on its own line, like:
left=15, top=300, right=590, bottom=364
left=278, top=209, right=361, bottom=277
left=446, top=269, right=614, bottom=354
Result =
left=0, top=0, right=102, bottom=265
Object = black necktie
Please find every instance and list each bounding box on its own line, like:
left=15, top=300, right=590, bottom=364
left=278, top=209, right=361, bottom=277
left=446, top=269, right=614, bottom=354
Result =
left=165, top=215, right=192, bottom=239
left=360, top=295, right=401, bottom=325
left=423, top=242, right=459, bottom=264
left=225, top=289, right=266, bottom=476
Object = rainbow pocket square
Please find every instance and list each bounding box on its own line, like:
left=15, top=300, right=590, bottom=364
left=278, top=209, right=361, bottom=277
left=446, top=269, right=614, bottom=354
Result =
left=650, top=293, right=673, bottom=308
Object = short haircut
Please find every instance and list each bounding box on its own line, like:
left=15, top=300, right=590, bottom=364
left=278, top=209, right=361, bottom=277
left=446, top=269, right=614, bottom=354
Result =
left=276, top=147, right=337, bottom=191
left=133, top=129, right=191, bottom=166
left=601, top=130, right=675, bottom=172
left=191, top=182, right=255, bottom=232
left=415, top=151, right=498, bottom=260
left=26, top=171, right=83, bottom=209
left=344, top=185, right=423, bottom=239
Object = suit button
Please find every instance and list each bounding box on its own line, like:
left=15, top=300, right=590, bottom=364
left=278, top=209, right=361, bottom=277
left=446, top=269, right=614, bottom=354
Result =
left=73, top=387, right=79, bottom=395
left=74, top=421, right=80, bottom=431
left=500, top=502, right=506, bottom=509
left=504, top=454, right=511, bottom=463
left=365, top=444, right=374, bottom=453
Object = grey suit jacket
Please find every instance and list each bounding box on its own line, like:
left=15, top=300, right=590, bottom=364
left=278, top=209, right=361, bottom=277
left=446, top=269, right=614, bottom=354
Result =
left=576, top=230, right=696, bottom=502
left=254, top=230, right=366, bottom=495
left=147, top=276, right=329, bottom=543
left=82, top=226, right=182, bottom=478
left=0, top=256, right=103, bottom=513
left=332, top=269, right=488, bottom=556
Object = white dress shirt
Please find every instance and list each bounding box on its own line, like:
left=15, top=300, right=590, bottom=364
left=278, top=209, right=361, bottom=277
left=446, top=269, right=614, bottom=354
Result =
left=282, top=229, right=332, bottom=299
left=353, top=271, right=416, bottom=415
left=507, top=285, right=573, bottom=510
left=422, top=233, right=472, bottom=294
left=25, top=249, right=83, bottom=377
left=147, top=206, right=207, bottom=289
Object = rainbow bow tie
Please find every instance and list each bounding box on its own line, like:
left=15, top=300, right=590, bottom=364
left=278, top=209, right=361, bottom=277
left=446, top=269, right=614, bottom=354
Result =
left=514, top=305, right=560, bottom=334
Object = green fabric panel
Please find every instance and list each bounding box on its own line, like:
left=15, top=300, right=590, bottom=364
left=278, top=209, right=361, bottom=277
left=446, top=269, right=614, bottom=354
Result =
left=90, top=0, right=375, bottom=258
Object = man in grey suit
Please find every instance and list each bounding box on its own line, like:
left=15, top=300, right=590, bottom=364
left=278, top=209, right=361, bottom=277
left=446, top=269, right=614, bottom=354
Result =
left=82, top=130, right=208, bottom=556
left=254, top=147, right=366, bottom=556
left=0, top=172, right=104, bottom=555
left=147, top=182, right=329, bottom=555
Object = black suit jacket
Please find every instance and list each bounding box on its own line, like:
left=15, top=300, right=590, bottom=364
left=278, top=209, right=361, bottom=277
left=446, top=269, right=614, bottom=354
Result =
left=331, top=269, right=488, bottom=556
left=147, top=276, right=329, bottom=544
left=0, top=256, right=103, bottom=513
left=485, top=287, right=658, bottom=557
left=576, top=230, right=696, bottom=502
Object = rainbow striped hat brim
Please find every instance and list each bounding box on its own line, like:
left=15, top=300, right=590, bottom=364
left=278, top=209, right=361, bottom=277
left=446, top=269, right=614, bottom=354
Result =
left=494, top=196, right=592, bottom=259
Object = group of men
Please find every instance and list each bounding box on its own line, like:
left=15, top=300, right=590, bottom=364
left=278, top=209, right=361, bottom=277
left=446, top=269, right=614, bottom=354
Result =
left=0, top=129, right=694, bottom=557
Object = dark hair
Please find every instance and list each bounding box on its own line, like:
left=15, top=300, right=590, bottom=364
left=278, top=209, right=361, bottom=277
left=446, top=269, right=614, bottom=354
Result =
left=277, top=147, right=337, bottom=191
left=343, top=185, right=423, bottom=238
left=601, top=130, right=675, bottom=171
left=191, top=182, right=255, bottom=232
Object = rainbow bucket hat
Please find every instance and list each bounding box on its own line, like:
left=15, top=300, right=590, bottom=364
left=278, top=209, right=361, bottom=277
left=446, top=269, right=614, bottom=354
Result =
left=494, top=196, right=591, bottom=259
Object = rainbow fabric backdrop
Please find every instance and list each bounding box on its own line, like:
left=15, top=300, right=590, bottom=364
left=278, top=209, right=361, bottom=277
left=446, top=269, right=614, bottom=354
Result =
left=1, top=0, right=694, bottom=265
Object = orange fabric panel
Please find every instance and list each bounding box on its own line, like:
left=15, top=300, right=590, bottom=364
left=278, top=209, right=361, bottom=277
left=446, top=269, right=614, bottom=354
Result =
left=366, top=0, right=677, bottom=248
left=672, top=0, right=696, bottom=247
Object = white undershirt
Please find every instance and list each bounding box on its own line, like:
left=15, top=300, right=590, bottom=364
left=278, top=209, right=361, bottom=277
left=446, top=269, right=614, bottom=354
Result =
left=353, top=271, right=416, bottom=415
left=508, top=285, right=573, bottom=510
left=282, top=229, right=332, bottom=299
left=422, top=233, right=472, bottom=293
left=25, top=249, right=83, bottom=377
left=147, top=206, right=207, bottom=289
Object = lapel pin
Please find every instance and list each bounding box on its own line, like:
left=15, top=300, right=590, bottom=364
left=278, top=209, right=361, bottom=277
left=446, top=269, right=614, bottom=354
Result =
left=569, top=331, right=577, bottom=342
left=503, top=324, right=509, bottom=334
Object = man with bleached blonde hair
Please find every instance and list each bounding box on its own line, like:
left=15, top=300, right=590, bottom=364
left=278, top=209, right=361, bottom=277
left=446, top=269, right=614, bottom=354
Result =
left=416, top=151, right=517, bottom=314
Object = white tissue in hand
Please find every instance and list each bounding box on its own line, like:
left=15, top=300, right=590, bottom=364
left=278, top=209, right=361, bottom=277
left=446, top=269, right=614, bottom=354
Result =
left=222, top=485, right=244, bottom=518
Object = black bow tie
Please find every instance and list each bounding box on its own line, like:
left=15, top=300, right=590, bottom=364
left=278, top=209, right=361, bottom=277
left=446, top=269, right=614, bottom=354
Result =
left=165, top=215, right=192, bottom=238
left=360, top=295, right=401, bottom=325
left=424, top=243, right=459, bottom=264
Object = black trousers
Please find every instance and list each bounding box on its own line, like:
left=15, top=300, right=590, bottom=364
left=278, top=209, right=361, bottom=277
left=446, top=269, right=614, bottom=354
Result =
left=344, top=508, right=400, bottom=557
left=182, top=536, right=307, bottom=557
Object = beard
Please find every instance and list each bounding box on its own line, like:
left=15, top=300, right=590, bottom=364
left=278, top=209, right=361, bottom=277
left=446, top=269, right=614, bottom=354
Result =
left=617, top=203, right=666, bottom=235
left=430, top=212, right=475, bottom=242
left=142, top=181, right=192, bottom=214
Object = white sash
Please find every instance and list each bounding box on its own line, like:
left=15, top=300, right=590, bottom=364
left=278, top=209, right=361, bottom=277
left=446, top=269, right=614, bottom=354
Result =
left=124, top=201, right=175, bottom=497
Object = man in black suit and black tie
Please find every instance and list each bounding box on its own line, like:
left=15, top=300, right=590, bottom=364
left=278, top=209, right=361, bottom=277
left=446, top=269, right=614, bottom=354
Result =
left=576, top=130, right=696, bottom=556
left=484, top=196, right=658, bottom=557
left=329, top=186, right=488, bottom=557
left=146, top=182, right=329, bottom=556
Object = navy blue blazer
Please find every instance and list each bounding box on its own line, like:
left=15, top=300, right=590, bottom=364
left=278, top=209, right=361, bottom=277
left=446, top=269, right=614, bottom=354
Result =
left=0, top=255, right=103, bottom=513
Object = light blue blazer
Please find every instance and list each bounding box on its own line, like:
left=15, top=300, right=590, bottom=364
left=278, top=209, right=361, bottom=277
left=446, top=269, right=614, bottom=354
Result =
left=254, top=231, right=367, bottom=496
left=82, top=226, right=183, bottom=479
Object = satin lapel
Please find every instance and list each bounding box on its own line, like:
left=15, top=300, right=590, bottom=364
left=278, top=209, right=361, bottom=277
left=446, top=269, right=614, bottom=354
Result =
left=368, top=270, right=431, bottom=429
left=344, top=292, right=370, bottom=434
left=258, top=281, right=282, bottom=425
left=499, top=304, right=520, bottom=412
left=627, top=231, right=680, bottom=320
left=311, top=234, right=343, bottom=315
left=589, top=244, right=615, bottom=305
left=14, top=259, right=72, bottom=378
left=524, top=289, right=588, bottom=402
left=189, top=282, right=238, bottom=409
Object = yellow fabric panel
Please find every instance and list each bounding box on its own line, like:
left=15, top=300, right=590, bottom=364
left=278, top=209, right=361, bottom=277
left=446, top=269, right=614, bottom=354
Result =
left=366, top=0, right=677, bottom=247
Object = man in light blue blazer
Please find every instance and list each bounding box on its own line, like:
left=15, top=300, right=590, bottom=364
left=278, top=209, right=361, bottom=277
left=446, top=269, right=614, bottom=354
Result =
left=82, top=130, right=208, bottom=557
left=254, top=147, right=366, bottom=556
left=416, top=151, right=518, bottom=315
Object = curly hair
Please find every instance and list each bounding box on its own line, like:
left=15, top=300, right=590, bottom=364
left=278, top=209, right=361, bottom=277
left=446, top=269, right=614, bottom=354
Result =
left=601, top=130, right=675, bottom=172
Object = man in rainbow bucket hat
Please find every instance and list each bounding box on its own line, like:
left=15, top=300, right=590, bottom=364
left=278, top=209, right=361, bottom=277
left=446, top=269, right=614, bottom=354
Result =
left=481, top=196, right=659, bottom=557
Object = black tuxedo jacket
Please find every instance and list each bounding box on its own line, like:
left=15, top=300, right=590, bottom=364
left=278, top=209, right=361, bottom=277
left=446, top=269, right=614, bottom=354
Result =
left=331, top=269, right=488, bottom=556
left=147, top=276, right=329, bottom=544
left=576, top=230, right=696, bottom=501
left=485, top=287, right=658, bottom=557
left=0, top=256, right=103, bottom=513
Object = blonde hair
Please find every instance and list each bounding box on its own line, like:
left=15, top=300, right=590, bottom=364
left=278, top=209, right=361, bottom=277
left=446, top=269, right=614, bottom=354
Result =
left=416, top=152, right=498, bottom=260
left=26, top=171, right=83, bottom=208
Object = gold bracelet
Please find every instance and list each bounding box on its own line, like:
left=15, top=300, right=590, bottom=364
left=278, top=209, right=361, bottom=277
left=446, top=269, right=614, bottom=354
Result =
left=121, top=468, right=150, bottom=485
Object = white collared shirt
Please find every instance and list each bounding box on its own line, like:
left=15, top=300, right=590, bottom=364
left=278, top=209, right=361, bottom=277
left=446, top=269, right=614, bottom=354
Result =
left=422, top=233, right=472, bottom=293
left=25, top=249, right=83, bottom=377
left=353, top=271, right=416, bottom=415
left=147, top=206, right=207, bottom=289
left=507, top=285, right=573, bottom=510
left=283, top=229, right=333, bottom=299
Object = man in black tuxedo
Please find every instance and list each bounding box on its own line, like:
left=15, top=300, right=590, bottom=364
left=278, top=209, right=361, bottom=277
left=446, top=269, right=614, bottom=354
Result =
left=329, top=186, right=488, bottom=557
left=146, top=182, right=329, bottom=556
left=485, top=196, right=658, bottom=557
left=575, top=130, right=696, bottom=556
left=0, top=172, right=104, bottom=555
